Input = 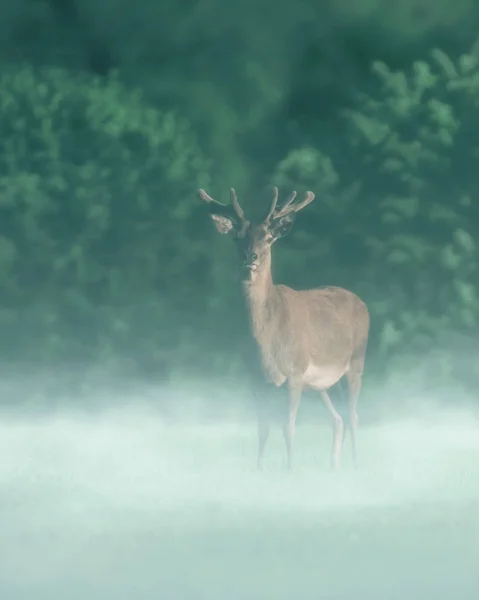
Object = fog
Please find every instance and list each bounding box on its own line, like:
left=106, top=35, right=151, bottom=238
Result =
left=1, top=388, right=479, bottom=600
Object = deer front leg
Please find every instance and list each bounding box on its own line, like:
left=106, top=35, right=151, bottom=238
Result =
left=282, top=380, right=302, bottom=471
left=320, top=390, right=344, bottom=469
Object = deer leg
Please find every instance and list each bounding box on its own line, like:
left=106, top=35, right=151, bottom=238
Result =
left=282, top=380, right=302, bottom=471
left=320, top=390, right=344, bottom=469
left=336, top=378, right=349, bottom=446
left=346, top=356, right=365, bottom=469
left=256, top=399, right=270, bottom=471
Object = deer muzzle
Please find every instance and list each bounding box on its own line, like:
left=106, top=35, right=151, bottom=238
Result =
left=243, top=251, right=258, bottom=271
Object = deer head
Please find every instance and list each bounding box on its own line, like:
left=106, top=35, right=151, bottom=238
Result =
left=198, top=187, right=315, bottom=281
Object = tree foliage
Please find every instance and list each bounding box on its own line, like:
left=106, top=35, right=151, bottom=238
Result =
left=0, top=65, right=215, bottom=374
left=269, top=41, right=479, bottom=388
left=1, top=6, right=479, bottom=397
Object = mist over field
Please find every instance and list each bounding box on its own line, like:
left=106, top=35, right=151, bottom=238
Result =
left=1, top=381, right=478, bottom=600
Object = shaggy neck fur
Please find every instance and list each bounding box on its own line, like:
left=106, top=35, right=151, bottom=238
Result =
left=241, top=250, right=276, bottom=341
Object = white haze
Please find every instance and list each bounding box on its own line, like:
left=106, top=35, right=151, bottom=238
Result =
left=1, top=385, right=479, bottom=600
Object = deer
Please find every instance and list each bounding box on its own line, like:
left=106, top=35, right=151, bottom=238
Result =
left=198, top=186, right=370, bottom=471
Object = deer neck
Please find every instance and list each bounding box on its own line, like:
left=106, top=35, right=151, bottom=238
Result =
left=241, top=252, right=275, bottom=340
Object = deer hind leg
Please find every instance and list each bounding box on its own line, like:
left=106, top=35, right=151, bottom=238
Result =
left=320, top=390, right=344, bottom=469
left=345, top=352, right=366, bottom=469
left=282, top=379, right=302, bottom=471
left=255, top=397, right=270, bottom=471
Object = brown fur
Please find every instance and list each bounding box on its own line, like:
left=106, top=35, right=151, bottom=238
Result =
left=244, top=271, right=369, bottom=387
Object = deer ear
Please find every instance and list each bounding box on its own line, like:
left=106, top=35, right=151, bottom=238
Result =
left=271, top=213, right=296, bottom=239
left=210, top=214, right=235, bottom=235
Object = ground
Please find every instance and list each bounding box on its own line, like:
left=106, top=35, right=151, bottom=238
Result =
left=1, top=404, right=478, bottom=599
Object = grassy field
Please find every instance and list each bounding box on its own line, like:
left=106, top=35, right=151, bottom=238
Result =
left=1, top=404, right=478, bottom=599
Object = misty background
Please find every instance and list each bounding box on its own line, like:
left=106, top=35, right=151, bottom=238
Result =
left=1, top=0, right=479, bottom=598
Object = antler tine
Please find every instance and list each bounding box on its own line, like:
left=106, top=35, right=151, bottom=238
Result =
left=230, top=188, right=246, bottom=222
left=279, top=191, right=297, bottom=213
left=199, top=188, right=247, bottom=224
left=293, top=191, right=315, bottom=212
left=198, top=189, right=227, bottom=207
left=274, top=191, right=315, bottom=218
left=265, top=187, right=279, bottom=221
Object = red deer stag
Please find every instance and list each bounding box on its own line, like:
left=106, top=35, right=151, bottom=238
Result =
left=199, top=186, right=369, bottom=470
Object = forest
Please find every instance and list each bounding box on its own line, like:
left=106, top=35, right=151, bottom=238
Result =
left=1, top=0, right=479, bottom=405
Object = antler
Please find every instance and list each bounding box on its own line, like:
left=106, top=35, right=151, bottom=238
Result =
left=265, top=187, right=315, bottom=222
left=198, top=188, right=247, bottom=224
left=229, top=188, right=246, bottom=222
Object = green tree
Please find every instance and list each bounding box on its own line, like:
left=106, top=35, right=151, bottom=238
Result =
left=0, top=64, right=215, bottom=375
left=343, top=43, right=479, bottom=355
left=269, top=40, right=479, bottom=389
